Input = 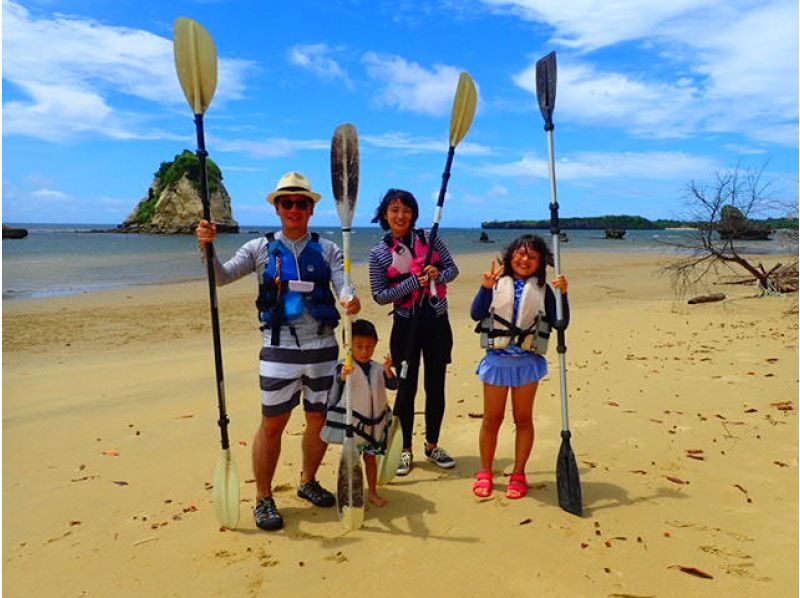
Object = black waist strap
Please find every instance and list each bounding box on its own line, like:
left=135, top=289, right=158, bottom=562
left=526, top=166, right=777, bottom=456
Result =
left=326, top=406, right=389, bottom=450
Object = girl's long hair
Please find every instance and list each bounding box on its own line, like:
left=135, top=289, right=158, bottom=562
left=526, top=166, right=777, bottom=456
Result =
left=371, top=189, right=419, bottom=231
left=499, top=234, right=553, bottom=287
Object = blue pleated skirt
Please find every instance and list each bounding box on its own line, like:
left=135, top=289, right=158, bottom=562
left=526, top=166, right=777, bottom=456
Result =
left=476, top=348, right=548, bottom=387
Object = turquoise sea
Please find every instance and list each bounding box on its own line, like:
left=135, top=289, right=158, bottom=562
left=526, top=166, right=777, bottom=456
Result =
left=3, top=223, right=796, bottom=300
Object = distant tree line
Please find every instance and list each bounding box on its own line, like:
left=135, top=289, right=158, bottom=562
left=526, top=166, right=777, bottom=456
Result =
left=481, top=214, right=798, bottom=230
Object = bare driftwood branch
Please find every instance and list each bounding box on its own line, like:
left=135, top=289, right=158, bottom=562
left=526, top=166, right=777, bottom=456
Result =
left=661, top=162, right=798, bottom=297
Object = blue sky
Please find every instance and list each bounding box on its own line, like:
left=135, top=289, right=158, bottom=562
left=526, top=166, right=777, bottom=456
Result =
left=3, top=0, right=798, bottom=226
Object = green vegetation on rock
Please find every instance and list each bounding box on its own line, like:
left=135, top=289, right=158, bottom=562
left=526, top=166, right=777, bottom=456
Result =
left=132, top=150, right=223, bottom=224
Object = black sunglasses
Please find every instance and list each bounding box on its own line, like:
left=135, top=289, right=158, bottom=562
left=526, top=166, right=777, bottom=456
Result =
left=277, top=198, right=312, bottom=210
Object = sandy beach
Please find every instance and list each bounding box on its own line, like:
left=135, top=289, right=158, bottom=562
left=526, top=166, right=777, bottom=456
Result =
left=3, top=249, right=797, bottom=597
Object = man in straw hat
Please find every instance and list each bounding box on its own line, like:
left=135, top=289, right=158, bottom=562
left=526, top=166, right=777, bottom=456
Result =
left=197, top=171, right=361, bottom=531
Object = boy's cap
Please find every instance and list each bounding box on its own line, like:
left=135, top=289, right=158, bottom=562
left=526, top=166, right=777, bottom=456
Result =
left=351, top=319, right=378, bottom=340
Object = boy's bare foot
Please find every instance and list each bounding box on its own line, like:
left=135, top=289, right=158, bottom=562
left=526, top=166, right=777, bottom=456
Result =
left=368, top=492, right=388, bottom=507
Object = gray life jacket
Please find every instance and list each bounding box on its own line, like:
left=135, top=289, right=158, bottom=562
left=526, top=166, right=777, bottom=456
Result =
left=321, top=361, right=391, bottom=449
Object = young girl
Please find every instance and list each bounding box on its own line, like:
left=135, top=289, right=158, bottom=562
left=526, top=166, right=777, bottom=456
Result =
left=469, top=234, right=569, bottom=499
left=368, top=189, right=459, bottom=476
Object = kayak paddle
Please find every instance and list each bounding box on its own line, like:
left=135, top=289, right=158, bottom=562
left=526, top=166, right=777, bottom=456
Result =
left=399, top=72, right=478, bottom=381
left=331, top=123, right=365, bottom=530
left=173, top=17, right=240, bottom=529
left=535, top=51, right=583, bottom=517
left=376, top=414, right=403, bottom=486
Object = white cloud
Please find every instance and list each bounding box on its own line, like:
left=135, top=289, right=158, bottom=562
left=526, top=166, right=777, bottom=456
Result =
left=215, top=137, right=329, bottom=158
left=288, top=44, right=353, bottom=89
left=30, top=188, right=69, bottom=200
left=215, top=131, right=492, bottom=158
left=677, top=2, right=798, bottom=143
left=721, top=144, right=768, bottom=156
left=218, top=165, right=266, bottom=173
left=480, top=0, right=726, bottom=51
left=514, top=61, right=700, bottom=138
left=362, top=52, right=464, bottom=116
left=3, top=1, right=252, bottom=141
left=361, top=132, right=492, bottom=155
left=500, top=0, right=797, bottom=145
left=489, top=184, right=510, bottom=197
left=482, top=150, right=721, bottom=180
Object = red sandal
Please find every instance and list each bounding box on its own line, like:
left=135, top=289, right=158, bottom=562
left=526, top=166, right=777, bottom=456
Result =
left=472, top=471, right=494, bottom=497
left=506, top=473, right=527, bottom=499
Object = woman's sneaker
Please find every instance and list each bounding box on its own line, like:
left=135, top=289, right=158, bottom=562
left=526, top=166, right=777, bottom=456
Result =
left=254, top=497, right=284, bottom=531
left=424, top=446, right=456, bottom=469
left=396, top=450, right=413, bottom=476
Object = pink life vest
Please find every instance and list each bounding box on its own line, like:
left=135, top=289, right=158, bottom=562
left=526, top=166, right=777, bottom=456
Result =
left=385, top=230, right=447, bottom=309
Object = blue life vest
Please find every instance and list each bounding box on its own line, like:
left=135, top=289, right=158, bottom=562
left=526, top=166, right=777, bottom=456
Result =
left=256, top=232, right=340, bottom=341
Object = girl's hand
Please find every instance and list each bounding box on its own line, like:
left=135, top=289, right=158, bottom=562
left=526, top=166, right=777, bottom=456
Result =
left=383, top=354, right=395, bottom=378
left=552, top=275, right=568, bottom=293
left=482, top=260, right=503, bottom=288
left=422, top=264, right=439, bottom=281
left=340, top=364, right=354, bottom=381
left=196, top=219, right=216, bottom=248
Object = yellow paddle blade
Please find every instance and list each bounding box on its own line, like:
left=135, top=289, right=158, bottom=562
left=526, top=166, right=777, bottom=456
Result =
left=213, top=449, right=240, bottom=529
left=377, top=416, right=403, bottom=486
left=449, top=72, right=478, bottom=147
left=340, top=505, right=365, bottom=530
left=174, top=17, right=218, bottom=115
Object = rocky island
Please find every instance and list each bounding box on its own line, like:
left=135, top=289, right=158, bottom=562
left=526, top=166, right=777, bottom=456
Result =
left=2, top=225, right=29, bottom=239
left=118, top=150, right=238, bottom=234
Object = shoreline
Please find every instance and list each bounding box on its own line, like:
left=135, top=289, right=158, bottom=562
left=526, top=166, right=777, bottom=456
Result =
left=4, top=249, right=798, bottom=597
left=4, top=245, right=795, bottom=303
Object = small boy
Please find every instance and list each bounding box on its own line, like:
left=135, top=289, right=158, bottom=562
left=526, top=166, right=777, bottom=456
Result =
left=325, top=319, right=397, bottom=507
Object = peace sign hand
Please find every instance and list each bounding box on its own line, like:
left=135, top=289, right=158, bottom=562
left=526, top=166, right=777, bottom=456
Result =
left=482, top=259, right=503, bottom=289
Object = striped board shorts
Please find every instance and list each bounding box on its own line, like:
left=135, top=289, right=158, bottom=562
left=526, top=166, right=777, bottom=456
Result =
left=259, top=332, right=339, bottom=416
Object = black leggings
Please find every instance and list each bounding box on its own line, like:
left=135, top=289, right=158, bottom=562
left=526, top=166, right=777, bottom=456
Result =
left=390, top=304, right=453, bottom=451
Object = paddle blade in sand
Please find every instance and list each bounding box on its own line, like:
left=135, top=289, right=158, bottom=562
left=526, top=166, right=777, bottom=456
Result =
left=174, top=17, right=218, bottom=115
left=331, top=123, right=360, bottom=228
left=213, top=449, right=241, bottom=529
left=337, top=439, right=365, bottom=530
left=556, top=431, right=583, bottom=516
left=377, top=415, right=403, bottom=486
left=449, top=72, right=478, bottom=147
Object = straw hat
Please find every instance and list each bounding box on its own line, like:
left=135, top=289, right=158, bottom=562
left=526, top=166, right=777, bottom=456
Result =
left=266, top=171, right=322, bottom=204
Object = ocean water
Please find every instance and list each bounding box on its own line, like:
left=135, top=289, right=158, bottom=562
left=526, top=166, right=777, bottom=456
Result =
left=3, top=223, right=796, bottom=300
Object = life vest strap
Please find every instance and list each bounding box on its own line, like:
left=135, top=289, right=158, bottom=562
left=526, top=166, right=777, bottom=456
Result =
left=325, top=406, right=390, bottom=450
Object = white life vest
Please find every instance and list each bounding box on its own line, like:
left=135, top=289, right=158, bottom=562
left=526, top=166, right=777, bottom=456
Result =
left=321, top=360, right=390, bottom=448
left=478, top=276, right=551, bottom=353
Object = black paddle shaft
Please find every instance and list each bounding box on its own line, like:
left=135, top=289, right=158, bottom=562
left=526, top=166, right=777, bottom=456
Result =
left=399, top=145, right=455, bottom=381
left=423, top=145, right=455, bottom=266
left=195, top=113, right=231, bottom=451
